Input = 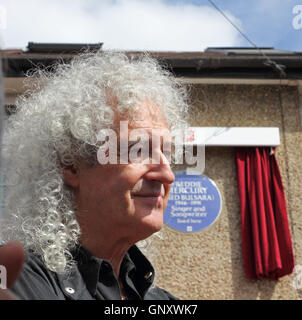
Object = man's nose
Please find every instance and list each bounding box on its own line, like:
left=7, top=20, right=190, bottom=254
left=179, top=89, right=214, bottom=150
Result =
left=144, top=153, right=175, bottom=185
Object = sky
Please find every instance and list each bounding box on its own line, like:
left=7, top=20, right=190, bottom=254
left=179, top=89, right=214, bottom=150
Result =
left=0, top=0, right=302, bottom=52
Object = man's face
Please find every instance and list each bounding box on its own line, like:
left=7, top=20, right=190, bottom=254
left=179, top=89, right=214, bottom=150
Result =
left=74, top=101, right=175, bottom=243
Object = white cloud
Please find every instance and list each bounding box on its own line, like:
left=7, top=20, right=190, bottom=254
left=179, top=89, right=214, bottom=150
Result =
left=0, top=0, right=243, bottom=51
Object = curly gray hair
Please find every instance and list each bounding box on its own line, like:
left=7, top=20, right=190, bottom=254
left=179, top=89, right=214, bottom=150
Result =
left=0, top=50, right=189, bottom=273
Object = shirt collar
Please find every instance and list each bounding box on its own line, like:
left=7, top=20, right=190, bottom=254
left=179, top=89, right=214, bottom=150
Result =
left=124, top=245, right=155, bottom=297
left=73, top=245, right=102, bottom=297
left=60, top=244, right=155, bottom=299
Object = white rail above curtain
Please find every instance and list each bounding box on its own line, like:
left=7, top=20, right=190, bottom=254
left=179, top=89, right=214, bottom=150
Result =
left=185, top=127, right=280, bottom=147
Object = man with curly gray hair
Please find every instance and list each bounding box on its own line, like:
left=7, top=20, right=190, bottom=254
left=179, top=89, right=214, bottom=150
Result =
left=0, top=51, right=189, bottom=300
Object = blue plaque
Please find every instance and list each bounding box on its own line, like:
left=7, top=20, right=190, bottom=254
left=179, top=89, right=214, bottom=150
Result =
left=164, top=171, right=222, bottom=233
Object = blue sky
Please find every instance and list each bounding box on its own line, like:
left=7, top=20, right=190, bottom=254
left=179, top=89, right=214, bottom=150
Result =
left=0, top=0, right=301, bottom=51
left=195, top=0, right=302, bottom=51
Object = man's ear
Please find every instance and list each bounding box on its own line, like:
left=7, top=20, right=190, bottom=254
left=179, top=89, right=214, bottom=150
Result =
left=62, top=164, right=80, bottom=188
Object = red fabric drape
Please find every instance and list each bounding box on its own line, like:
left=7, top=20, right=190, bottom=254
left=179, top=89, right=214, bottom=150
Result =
left=235, top=147, right=295, bottom=280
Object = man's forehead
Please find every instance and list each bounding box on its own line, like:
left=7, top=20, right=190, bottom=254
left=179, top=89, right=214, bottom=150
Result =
left=116, top=100, right=169, bottom=130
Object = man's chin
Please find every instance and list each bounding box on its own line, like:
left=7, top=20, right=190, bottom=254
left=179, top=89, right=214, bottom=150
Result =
left=136, top=211, right=164, bottom=238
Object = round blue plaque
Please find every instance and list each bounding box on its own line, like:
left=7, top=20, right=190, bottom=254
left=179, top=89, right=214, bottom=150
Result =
left=164, top=171, right=222, bottom=233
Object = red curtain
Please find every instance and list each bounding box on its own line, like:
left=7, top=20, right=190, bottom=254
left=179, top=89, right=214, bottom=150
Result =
left=235, top=147, right=295, bottom=280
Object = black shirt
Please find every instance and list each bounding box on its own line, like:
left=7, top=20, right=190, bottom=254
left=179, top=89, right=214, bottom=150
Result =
left=12, top=245, right=177, bottom=300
